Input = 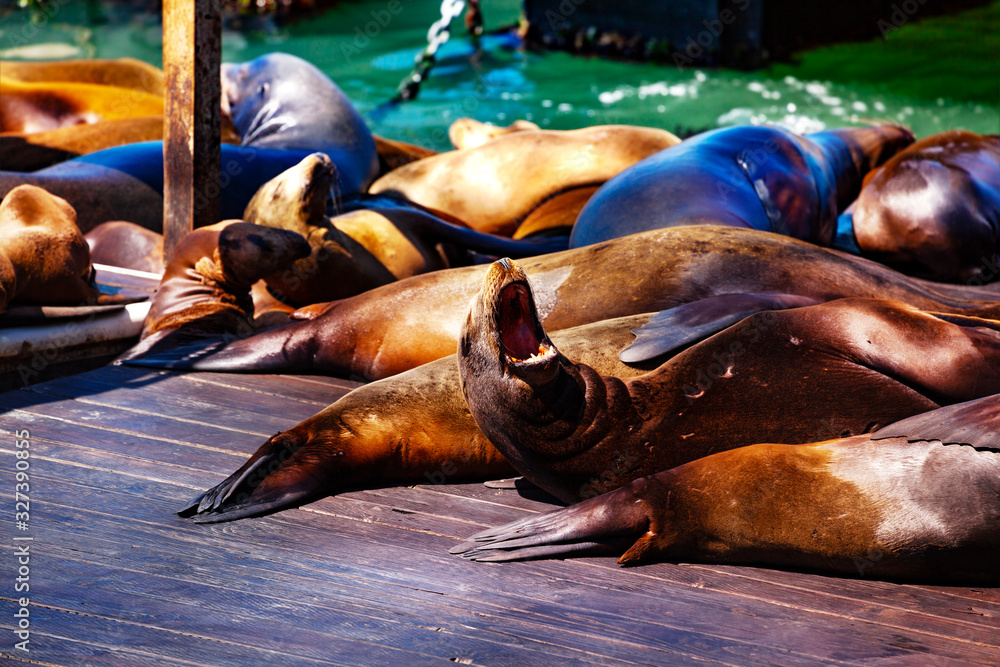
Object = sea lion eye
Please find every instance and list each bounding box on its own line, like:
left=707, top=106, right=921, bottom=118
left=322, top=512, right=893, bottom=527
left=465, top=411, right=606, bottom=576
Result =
left=258, top=82, right=270, bottom=97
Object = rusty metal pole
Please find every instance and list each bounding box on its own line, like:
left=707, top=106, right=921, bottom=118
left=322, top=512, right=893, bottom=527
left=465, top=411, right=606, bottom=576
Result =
left=162, top=0, right=222, bottom=261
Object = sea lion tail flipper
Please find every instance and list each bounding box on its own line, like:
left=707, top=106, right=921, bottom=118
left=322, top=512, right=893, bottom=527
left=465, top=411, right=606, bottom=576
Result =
left=180, top=433, right=325, bottom=522
left=871, top=394, right=1000, bottom=450
left=450, top=490, right=648, bottom=562
left=120, top=324, right=308, bottom=373
left=619, top=293, right=821, bottom=363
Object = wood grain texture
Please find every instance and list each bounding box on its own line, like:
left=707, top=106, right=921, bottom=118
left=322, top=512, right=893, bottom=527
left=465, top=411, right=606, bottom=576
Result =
left=162, top=0, right=222, bottom=259
left=0, top=365, right=997, bottom=665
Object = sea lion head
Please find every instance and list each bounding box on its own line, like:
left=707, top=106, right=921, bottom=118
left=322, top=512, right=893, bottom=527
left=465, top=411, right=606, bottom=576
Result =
left=213, top=221, right=311, bottom=289
left=460, top=258, right=562, bottom=395
left=243, top=152, right=335, bottom=239
left=0, top=184, right=99, bottom=309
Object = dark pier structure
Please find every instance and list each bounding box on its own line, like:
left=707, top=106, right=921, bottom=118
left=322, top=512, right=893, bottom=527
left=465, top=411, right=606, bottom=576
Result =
left=523, top=0, right=994, bottom=66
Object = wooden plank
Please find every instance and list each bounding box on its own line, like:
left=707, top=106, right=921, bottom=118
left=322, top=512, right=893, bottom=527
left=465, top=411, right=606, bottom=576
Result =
left=22, top=372, right=317, bottom=433
left=162, top=0, right=222, bottom=259
left=8, top=452, right=999, bottom=666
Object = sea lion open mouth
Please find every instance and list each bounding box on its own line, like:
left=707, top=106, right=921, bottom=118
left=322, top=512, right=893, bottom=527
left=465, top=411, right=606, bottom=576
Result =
left=496, top=281, right=557, bottom=375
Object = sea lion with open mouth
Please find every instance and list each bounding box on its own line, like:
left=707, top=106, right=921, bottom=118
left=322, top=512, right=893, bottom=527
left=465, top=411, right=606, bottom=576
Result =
left=456, top=258, right=1000, bottom=503
left=177, top=312, right=662, bottom=522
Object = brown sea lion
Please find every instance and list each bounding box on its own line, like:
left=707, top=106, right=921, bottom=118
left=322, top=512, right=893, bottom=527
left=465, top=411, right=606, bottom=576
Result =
left=453, top=394, right=1000, bottom=584
left=0, top=53, right=380, bottom=232
left=126, top=221, right=309, bottom=359
left=368, top=125, right=681, bottom=236
left=0, top=78, right=165, bottom=134
left=0, top=184, right=122, bottom=312
left=448, top=118, right=540, bottom=150
left=243, top=153, right=567, bottom=305
left=0, top=58, right=165, bottom=95
left=85, top=221, right=165, bottom=274
left=121, top=226, right=1000, bottom=382
left=178, top=312, right=662, bottom=522
left=570, top=123, right=914, bottom=248
left=456, top=259, right=1000, bottom=503
left=845, top=131, right=1000, bottom=283
left=371, top=135, right=438, bottom=176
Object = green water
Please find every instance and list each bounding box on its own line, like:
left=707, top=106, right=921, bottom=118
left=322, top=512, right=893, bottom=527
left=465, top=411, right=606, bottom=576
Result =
left=1, top=0, right=997, bottom=151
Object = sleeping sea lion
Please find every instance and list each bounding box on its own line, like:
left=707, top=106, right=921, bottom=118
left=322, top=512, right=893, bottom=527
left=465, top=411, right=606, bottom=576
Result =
left=456, top=258, right=1000, bottom=503
left=0, top=53, right=379, bottom=232
left=121, top=226, right=1000, bottom=382
left=125, top=220, right=309, bottom=359
left=453, top=394, right=1000, bottom=584
left=0, top=58, right=165, bottom=95
left=368, top=125, right=681, bottom=236
left=243, top=153, right=567, bottom=305
left=570, top=124, right=914, bottom=248
left=845, top=131, right=1000, bottom=283
left=0, top=78, right=165, bottom=134
left=178, top=312, right=662, bottom=522
left=84, top=221, right=165, bottom=274
left=0, top=184, right=130, bottom=313
left=448, top=118, right=540, bottom=150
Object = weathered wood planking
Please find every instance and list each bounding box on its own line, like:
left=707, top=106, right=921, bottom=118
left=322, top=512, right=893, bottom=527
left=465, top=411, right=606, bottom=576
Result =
left=0, top=365, right=998, bottom=665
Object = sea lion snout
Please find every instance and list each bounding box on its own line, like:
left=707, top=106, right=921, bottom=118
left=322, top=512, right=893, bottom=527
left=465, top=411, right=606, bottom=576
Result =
left=218, top=222, right=311, bottom=287
left=476, top=259, right=560, bottom=385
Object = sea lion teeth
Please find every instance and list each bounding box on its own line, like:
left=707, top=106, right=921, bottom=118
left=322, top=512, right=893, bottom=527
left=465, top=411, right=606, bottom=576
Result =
left=458, top=258, right=1000, bottom=503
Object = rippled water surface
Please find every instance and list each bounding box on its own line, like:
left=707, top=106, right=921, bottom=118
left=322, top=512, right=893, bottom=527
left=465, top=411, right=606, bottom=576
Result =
left=2, top=0, right=997, bottom=150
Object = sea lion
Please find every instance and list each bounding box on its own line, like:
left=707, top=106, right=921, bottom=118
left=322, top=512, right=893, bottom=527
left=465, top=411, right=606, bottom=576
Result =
left=0, top=114, right=245, bottom=173
left=456, top=258, right=1000, bottom=503
left=0, top=78, right=165, bottom=134
left=368, top=125, right=681, bottom=236
left=448, top=118, right=540, bottom=150
left=121, top=226, right=1000, bottom=382
left=845, top=131, right=1000, bottom=283
left=371, top=135, right=438, bottom=176
left=84, top=221, right=165, bottom=274
left=570, top=124, right=915, bottom=248
left=0, top=184, right=128, bottom=313
left=127, top=220, right=309, bottom=358
left=0, top=58, right=165, bottom=95
left=0, top=53, right=379, bottom=232
left=243, top=153, right=567, bottom=305
left=178, top=312, right=663, bottom=522
left=453, top=394, right=1000, bottom=584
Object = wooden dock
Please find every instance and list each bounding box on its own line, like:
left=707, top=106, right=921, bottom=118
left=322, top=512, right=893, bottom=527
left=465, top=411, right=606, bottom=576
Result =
left=1, top=363, right=998, bottom=665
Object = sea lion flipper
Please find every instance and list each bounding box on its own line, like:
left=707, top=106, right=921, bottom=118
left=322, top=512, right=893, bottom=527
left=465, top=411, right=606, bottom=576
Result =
left=180, top=434, right=326, bottom=522
left=121, top=329, right=299, bottom=372
left=619, top=293, right=820, bottom=363
left=452, top=486, right=649, bottom=562
left=871, top=394, right=1000, bottom=450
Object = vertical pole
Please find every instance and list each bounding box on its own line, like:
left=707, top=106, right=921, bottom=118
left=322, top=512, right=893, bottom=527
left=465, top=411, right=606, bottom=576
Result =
left=162, top=0, right=222, bottom=261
